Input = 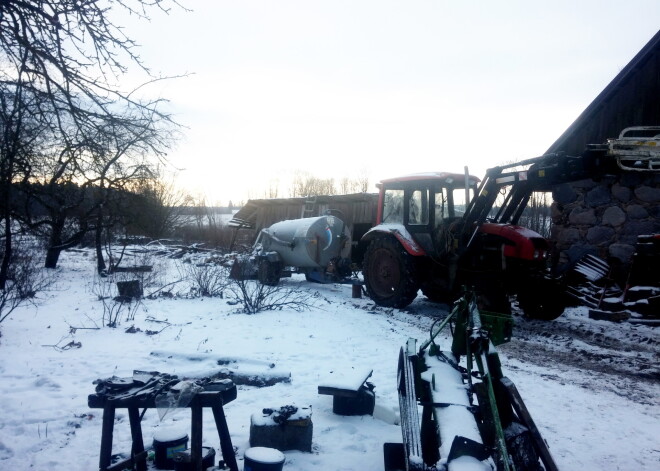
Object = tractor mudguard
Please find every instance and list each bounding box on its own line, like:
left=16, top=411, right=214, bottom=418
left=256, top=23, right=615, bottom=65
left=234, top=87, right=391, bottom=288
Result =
left=361, top=224, right=426, bottom=256
left=479, top=223, right=548, bottom=261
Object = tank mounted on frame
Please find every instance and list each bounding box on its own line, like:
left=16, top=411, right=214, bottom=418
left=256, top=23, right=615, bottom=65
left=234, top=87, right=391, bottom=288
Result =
left=230, top=212, right=359, bottom=287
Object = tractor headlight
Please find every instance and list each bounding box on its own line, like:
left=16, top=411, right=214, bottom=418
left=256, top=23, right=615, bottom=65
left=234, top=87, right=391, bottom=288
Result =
left=533, top=249, right=548, bottom=260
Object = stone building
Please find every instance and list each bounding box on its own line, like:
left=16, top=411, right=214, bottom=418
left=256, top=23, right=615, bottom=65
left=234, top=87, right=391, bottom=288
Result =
left=546, top=30, right=660, bottom=278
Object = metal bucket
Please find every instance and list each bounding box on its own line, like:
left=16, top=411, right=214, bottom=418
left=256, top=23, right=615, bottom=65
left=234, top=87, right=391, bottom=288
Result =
left=243, top=447, right=285, bottom=471
left=152, top=431, right=188, bottom=469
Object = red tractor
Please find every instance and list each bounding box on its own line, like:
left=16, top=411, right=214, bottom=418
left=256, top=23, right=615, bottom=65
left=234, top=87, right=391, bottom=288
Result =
left=361, top=127, right=660, bottom=319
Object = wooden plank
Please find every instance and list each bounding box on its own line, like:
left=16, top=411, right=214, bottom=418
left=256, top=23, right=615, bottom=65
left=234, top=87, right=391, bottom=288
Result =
left=318, top=369, right=372, bottom=397
left=317, top=386, right=361, bottom=398
left=88, top=386, right=237, bottom=409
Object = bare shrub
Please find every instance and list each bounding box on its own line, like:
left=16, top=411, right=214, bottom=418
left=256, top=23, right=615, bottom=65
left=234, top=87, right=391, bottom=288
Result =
left=101, top=297, right=142, bottom=328
left=179, top=261, right=228, bottom=297
left=227, top=277, right=312, bottom=314
left=0, top=240, right=52, bottom=325
left=108, top=245, right=166, bottom=290
left=90, top=274, right=143, bottom=327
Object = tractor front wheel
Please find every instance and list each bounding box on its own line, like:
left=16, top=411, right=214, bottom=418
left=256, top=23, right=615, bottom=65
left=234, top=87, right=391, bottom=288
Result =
left=363, top=237, right=420, bottom=308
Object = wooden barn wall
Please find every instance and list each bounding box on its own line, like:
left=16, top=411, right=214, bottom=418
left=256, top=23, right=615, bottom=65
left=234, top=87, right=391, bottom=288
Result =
left=254, top=204, right=304, bottom=234
left=548, top=43, right=660, bottom=155
left=317, top=201, right=378, bottom=227
left=246, top=198, right=378, bottom=243
left=254, top=198, right=378, bottom=237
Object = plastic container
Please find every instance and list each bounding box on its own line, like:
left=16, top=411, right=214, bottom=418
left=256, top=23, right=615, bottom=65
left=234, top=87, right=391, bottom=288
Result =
left=153, top=430, right=189, bottom=470
left=244, top=447, right=285, bottom=471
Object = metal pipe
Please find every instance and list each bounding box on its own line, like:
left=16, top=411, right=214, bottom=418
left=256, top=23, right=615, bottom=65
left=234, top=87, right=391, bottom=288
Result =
left=464, top=165, right=470, bottom=211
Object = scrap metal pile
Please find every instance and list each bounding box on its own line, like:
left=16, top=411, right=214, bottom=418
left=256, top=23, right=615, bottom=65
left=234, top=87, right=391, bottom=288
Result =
left=565, top=234, right=660, bottom=324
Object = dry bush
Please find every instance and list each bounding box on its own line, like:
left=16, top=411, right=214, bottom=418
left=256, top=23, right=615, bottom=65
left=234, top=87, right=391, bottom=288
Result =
left=227, top=273, right=312, bottom=315
left=0, top=240, right=53, bottom=325
left=179, top=261, right=229, bottom=297
left=90, top=275, right=143, bottom=327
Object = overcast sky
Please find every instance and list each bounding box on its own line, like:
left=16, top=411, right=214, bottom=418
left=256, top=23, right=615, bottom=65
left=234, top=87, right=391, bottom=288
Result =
left=122, top=1, right=660, bottom=204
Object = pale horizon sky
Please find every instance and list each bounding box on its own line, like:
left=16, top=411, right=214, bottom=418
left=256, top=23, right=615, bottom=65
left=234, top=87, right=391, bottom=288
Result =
left=121, top=1, right=660, bottom=205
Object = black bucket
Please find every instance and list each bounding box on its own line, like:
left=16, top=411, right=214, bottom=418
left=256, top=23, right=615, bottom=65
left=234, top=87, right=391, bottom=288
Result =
left=153, top=432, right=188, bottom=470
left=244, top=447, right=285, bottom=471
left=173, top=446, right=215, bottom=471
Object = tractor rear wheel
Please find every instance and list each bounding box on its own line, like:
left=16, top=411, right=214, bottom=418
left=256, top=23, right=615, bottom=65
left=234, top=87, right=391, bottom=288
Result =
left=363, top=237, right=420, bottom=308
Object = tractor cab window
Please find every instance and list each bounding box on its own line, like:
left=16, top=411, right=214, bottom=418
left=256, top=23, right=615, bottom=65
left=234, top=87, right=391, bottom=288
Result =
left=408, top=189, right=429, bottom=225
left=382, top=189, right=404, bottom=224
left=434, top=189, right=448, bottom=224
left=452, top=186, right=474, bottom=217
left=434, top=185, right=475, bottom=225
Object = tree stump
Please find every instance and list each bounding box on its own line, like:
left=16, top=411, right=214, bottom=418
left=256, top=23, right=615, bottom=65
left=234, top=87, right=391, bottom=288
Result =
left=116, top=280, right=143, bottom=300
left=249, top=406, right=312, bottom=452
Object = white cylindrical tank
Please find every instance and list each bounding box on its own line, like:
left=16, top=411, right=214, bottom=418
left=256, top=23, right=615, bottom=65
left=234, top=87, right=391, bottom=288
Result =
left=259, top=215, right=351, bottom=268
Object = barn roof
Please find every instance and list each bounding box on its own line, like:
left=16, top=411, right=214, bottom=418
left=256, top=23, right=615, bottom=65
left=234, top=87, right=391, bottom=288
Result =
left=546, top=29, right=660, bottom=156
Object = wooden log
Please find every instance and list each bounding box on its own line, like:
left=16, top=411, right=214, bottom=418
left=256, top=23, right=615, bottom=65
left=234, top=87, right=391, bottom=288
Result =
left=112, top=265, right=153, bottom=273
left=588, top=309, right=631, bottom=322
left=250, top=406, right=313, bottom=452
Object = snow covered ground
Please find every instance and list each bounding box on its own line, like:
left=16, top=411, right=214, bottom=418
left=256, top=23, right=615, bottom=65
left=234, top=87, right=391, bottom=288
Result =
left=0, top=247, right=658, bottom=470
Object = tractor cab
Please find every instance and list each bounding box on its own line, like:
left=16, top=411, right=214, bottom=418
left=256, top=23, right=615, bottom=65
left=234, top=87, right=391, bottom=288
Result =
left=373, top=172, right=480, bottom=257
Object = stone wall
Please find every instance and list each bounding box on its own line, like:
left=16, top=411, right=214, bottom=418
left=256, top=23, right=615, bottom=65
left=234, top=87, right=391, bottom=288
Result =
left=550, top=172, right=660, bottom=281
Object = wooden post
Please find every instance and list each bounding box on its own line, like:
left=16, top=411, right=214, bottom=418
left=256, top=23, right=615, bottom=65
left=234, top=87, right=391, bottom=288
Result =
left=191, top=401, right=203, bottom=471
left=127, top=407, right=147, bottom=471
left=99, top=405, right=115, bottom=470
left=212, top=404, right=239, bottom=471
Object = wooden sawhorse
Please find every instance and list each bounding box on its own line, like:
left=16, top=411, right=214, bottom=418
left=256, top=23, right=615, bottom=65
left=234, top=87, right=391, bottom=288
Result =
left=88, top=381, right=239, bottom=471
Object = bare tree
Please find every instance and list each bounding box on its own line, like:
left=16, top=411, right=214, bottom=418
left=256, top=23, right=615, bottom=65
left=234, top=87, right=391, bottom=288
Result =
left=338, top=173, right=370, bottom=194
left=523, top=191, right=552, bottom=238
left=263, top=179, right=280, bottom=199
left=0, top=0, right=183, bottom=281
left=289, top=171, right=371, bottom=198
left=124, top=173, right=191, bottom=241
left=290, top=171, right=336, bottom=197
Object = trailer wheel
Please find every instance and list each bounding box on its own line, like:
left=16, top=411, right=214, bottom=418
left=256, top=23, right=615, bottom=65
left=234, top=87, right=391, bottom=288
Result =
left=258, top=260, right=281, bottom=286
left=363, top=237, right=419, bottom=308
